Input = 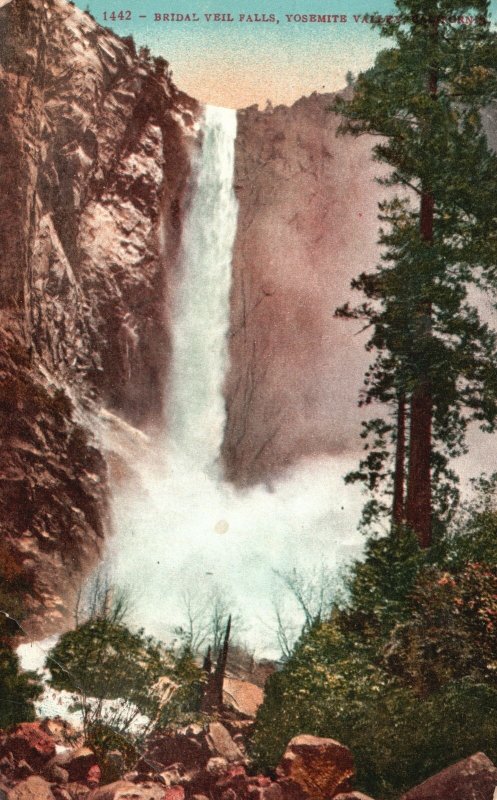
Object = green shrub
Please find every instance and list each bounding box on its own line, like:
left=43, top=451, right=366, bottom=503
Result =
left=47, top=619, right=171, bottom=735
left=252, top=506, right=497, bottom=799
left=46, top=620, right=204, bottom=738
left=0, top=646, right=42, bottom=727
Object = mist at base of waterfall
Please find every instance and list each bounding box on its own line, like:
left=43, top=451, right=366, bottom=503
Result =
left=103, top=445, right=364, bottom=657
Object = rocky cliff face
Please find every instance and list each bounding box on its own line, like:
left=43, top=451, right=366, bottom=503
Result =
left=224, top=95, right=383, bottom=484
left=0, top=0, right=198, bottom=632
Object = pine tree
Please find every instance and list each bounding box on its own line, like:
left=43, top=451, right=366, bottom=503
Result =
left=336, top=2, right=497, bottom=546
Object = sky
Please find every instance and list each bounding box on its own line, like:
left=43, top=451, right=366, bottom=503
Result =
left=74, top=0, right=497, bottom=108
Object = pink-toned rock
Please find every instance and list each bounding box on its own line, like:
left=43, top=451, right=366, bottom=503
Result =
left=334, top=793, right=376, bottom=800
left=276, top=735, right=355, bottom=800
left=88, top=782, right=165, bottom=800
left=401, top=752, right=497, bottom=800
left=206, top=723, right=245, bottom=764
left=4, top=724, right=56, bottom=770
left=87, top=765, right=101, bottom=789
left=248, top=784, right=283, bottom=800
left=7, top=776, right=55, bottom=800
left=163, top=788, right=184, bottom=800
left=214, top=765, right=249, bottom=800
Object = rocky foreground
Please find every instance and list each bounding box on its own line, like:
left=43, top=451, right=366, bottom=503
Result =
left=1, top=718, right=496, bottom=800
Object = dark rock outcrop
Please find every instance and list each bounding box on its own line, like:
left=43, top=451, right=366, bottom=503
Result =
left=0, top=0, right=197, bottom=631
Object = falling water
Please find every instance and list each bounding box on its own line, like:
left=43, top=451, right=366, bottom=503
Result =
left=168, top=106, right=238, bottom=469
left=97, top=105, right=364, bottom=654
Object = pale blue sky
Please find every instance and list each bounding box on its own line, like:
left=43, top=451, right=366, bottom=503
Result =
left=77, top=0, right=497, bottom=107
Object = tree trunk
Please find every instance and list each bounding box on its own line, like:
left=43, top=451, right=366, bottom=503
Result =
left=392, top=393, right=406, bottom=528
left=406, top=381, right=433, bottom=548
left=406, top=190, right=434, bottom=548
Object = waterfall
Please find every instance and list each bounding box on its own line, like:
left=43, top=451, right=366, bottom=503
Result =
left=98, top=105, right=364, bottom=655
left=168, top=106, right=238, bottom=469
left=18, top=105, right=363, bottom=680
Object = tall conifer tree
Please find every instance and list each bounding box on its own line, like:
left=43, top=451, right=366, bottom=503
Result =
left=336, top=1, right=497, bottom=546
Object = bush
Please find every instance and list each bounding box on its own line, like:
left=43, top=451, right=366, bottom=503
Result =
left=252, top=505, right=497, bottom=799
left=0, top=541, right=42, bottom=726
left=46, top=620, right=204, bottom=738
left=47, top=619, right=171, bottom=735
left=0, top=647, right=42, bottom=727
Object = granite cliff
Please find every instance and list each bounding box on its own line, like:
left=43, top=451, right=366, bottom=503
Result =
left=225, top=96, right=382, bottom=484
left=0, top=0, right=197, bottom=632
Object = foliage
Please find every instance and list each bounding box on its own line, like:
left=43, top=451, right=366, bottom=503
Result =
left=0, top=541, right=42, bottom=726
left=334, top=1, right=497, bottom=542
left=47, top=617, right=205, bottom=739
left=155, top=647, right=205, bottom=728
left=85, top=722, right=139, bottom=782
left=0, top=646, right=42, bottom=727
left=252, top=495, right=497, bottom=798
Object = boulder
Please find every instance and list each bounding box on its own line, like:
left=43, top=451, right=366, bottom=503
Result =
left=143, top=723, right=244, bottom=773
left=142, top=727, right=208, bottom=771
left=401, top=752, right=497, bottom=800
left=3, top=724, right=56, bottom=770
left=222, top=679, right=264, bottom=718
left=162, top=790, right=185, bottom=800
left=206, top=724, right=244, bottom=764
left=334, top=794, right=376, bottom=800
left=44, top=748, right=97, bottom=784
left=65, top=749, right=98, bottom=783
left=213, top=765, right=249, bottom=800
left=66, top=784, right=91, bottom=800
left=206, top=758, right=230, bottom=778
left=87, top=782, right=165, bottom=800
left=247, top=784, right=283, bottom=800
left=7, top=776, right=56, bottom=800
left=276, top=735, right=354, bottom=800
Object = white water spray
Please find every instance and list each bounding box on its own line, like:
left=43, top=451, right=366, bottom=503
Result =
left=101, top=106, right=364, bottom=654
